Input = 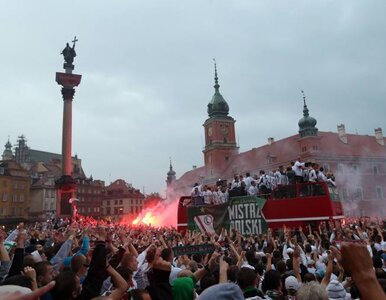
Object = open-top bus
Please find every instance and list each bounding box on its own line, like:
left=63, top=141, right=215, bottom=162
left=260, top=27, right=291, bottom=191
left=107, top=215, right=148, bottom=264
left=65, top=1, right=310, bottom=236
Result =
left=177, top=181, right=344, bottom=234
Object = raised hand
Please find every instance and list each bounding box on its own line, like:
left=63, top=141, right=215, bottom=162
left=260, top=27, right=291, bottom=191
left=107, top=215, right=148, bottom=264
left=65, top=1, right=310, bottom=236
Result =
left=21, top=266, right=37, bottom=282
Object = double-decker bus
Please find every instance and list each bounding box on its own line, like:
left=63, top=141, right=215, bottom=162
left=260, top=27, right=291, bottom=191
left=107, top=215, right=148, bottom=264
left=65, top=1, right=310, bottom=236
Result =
left=177, top=181, right=344, bottom=233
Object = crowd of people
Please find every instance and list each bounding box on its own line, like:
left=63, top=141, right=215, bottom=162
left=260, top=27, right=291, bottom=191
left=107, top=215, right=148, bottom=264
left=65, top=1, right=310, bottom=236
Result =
left=189, top=157, right=337, bottom=205
left=0, top=217, right=385, bottom=300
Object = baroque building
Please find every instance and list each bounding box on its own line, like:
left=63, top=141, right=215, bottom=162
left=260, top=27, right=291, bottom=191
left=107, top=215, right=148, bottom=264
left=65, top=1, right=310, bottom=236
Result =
left=2, top=135, right=105, bottom=219
left=101, top=179, right=145, bottom=220
left=0, top=160, right=30, bottom=225
left=174, top=67, right=386, bottom=217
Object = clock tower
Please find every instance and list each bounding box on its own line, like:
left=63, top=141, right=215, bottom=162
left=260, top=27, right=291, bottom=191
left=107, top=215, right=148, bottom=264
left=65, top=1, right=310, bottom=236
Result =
left=203, top=62, right=238, bottom=178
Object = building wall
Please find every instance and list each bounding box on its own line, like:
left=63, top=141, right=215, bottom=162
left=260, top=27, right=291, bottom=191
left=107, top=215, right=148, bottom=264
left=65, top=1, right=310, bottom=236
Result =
left=0, top=161, right=30, bottom=223
left=101, top=196, right=144, bottom=217
left=76, top=180, right=105, bottom=217
left=101, top=179, right=145, bottom=219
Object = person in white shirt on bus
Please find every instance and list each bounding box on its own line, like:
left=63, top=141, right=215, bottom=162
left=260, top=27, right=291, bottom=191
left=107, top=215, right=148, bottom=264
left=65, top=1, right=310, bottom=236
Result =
left=293, top=157, right=305, bottom=183
left=247, top=180, right=259, bottom=196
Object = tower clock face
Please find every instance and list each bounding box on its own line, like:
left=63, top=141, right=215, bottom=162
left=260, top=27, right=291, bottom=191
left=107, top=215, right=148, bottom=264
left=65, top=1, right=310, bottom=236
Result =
left=221, top=125, right=229, bottom=136
left=208, top=127, right=213, bottom=136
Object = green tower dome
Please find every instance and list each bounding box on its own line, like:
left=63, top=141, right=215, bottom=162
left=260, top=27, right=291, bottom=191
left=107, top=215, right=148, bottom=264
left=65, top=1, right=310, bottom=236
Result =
left=298, top=91, right=318, bottom=137
left=207, top=61, right=229, bottom=117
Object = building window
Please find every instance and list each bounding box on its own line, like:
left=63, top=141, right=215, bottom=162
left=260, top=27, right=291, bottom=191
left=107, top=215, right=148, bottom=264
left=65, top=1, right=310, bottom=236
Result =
left=107, top=200, right=110, bottom=206
left=119, top=199, right=123, bottom=205
left=373, top=166, right=379, bottom=175
left=337, top=163, right=344, bottom=174
left=354, top=188, right=363, bottom=201
left=352, top=164, right=359, bottom=173
left=342, top=188, right=349, bottom=201
left=323, top=164, right=330, bottom=172
left=19, top=195, right=24, bottom=202
left=12, top=195, right=17, bottom=202
left=302, top=146, right=307, bottom=152
left=2, top=193, right=7, bottom=202
left=312, top=145, right=318, bottom=151
left=114, top=200, right=118, bottom=205
left=376, top=186, right=383, bottom=199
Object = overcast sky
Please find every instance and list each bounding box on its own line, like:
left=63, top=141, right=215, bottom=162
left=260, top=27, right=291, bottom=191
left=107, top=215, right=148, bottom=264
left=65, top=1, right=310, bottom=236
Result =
left=1, top=1, right=386, bottom=195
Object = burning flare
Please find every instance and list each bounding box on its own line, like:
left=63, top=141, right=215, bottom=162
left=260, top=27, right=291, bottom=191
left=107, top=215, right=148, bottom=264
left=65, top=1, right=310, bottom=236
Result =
left=127, top=199, right=178, bottom=227
left=132, top=212, right=156, bottom=226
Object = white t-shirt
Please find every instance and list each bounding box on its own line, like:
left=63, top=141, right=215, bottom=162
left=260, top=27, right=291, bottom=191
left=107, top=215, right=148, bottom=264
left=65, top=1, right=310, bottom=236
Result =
left=293, top=161, right=304, bottom=176
left=308, top=169, right=317, bottom=182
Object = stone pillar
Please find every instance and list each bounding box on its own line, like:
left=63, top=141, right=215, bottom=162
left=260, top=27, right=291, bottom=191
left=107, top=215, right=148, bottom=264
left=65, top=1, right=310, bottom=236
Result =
left=61, top=87, right=75, bottom=176
left=55, top=70, right=81, bottom=217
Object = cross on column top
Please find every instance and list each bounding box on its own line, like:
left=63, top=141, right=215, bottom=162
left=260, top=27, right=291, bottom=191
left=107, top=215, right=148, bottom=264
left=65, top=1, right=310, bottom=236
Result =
left=72, top=36, right=78, bottom=47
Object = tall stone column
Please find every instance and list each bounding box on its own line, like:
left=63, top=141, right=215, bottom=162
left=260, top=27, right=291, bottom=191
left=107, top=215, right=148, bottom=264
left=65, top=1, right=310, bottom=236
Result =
left=55, top=38, right=82, bottom=218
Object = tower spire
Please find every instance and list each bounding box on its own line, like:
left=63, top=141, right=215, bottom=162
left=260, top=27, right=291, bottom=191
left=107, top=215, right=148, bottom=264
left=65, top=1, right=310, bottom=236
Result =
left=166, top=157, right=176, bottom=186
left=298, top=90, right=318, bottom=137
left=301, top=90, right=309, bottom=117
left=2, top=136, right=13, bottom=160
left=213, top=58, right=220, bottom=93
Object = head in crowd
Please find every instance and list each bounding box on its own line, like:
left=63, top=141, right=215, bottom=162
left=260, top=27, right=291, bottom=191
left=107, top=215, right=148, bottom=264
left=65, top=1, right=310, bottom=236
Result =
left=237, top=267, right=259, bottom=290
left=51, top=271, right=81, bottom=300
left=1, top=275, right=33, bottom=290
left=285, top=275, right=300, bottom=297
left=171, top=277, right=195, bottom=300
left=34, top=261, right=54, bottom=287
left=262, top=270, right=282, bottom=293
left=199, top=283, right=244, bottom=300
left=121, top=252, right=139, bottom=272
left=297, top=281, right=328, bottom=300
left=130, top=289, right=152, bottom=300
left=71, top=254, right=88, bottom=276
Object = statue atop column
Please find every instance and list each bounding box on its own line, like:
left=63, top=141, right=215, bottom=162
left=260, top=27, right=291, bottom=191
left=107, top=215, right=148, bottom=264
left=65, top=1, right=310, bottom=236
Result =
left=61, top=36, right=78, bottom=71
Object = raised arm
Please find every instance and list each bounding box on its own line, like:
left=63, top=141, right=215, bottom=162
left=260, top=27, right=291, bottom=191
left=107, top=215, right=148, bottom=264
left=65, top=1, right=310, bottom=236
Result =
left=331, top=242, right=386, bottom=300
left=7, top=232, right=27, bottom=278
left=106, top=264, right=129, bottom=300
left=219, top=255, right=229, bottom=283
left=321, top=251, right=333, bottom=287
left=292, top=247, right=302, bottom=283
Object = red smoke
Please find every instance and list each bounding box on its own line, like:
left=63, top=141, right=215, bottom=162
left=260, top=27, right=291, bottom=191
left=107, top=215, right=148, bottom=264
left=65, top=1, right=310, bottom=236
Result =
left=120, top=198, right=178, bottom=227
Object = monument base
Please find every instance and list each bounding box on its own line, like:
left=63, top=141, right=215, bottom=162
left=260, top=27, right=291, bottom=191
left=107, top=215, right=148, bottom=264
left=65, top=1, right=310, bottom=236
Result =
left=55, top=175, right=77, bottom=217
